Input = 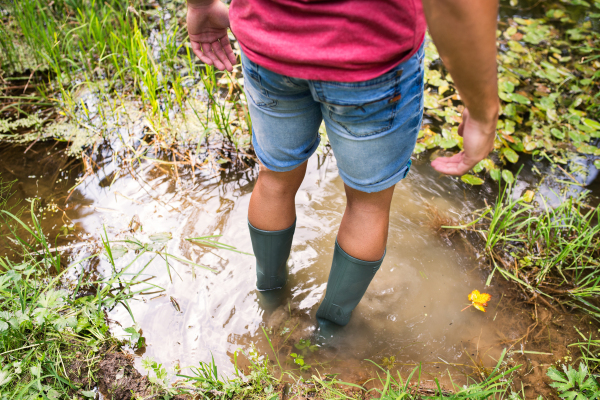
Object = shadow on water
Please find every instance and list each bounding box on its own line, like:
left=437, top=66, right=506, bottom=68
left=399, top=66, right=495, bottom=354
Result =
left=1, top=140, right=596, bottom=394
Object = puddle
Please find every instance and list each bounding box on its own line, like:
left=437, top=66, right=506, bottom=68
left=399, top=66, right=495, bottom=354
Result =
left=2, top=141, right=594, bottom=393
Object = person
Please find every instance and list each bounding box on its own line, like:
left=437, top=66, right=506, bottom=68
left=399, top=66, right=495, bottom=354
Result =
left=186, top=0, right=499, bottom=326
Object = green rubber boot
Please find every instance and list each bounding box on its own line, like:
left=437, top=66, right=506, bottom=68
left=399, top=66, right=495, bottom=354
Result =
left=248, top=219, right=296, bottom=291
left=316, top=240, right=384, bottom=326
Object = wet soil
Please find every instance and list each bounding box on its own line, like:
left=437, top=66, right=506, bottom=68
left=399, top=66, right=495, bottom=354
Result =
left=97, top=349, right=152, bottom=400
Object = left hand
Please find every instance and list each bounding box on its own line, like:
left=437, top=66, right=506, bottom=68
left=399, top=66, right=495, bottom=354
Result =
left=430, top=108, right=497, bottom=176
left=187, top=1, right=237, bottom=72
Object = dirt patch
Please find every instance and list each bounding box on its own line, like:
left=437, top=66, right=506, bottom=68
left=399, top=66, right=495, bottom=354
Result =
left=63, top=346, right=96, bottom=391
left=97, top=349, right=152, bottom=400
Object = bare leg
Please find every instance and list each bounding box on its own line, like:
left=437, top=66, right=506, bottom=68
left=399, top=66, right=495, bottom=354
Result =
left=337, top=184, right=395, bottom=261
left=248, top=161, right=308, bottom=230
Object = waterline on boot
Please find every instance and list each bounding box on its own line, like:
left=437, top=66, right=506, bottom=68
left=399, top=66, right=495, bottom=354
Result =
left=316, top=240, right=385, bottom=326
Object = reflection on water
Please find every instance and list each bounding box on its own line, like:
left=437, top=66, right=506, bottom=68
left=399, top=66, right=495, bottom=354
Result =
left=0, top=143, right=590, bottom=386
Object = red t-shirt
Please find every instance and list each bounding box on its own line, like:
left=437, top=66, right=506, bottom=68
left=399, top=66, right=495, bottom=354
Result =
left=229, top=0, right=426, bottom=82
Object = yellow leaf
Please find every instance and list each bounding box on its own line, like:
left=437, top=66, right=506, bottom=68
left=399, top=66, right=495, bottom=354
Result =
left=473, top=303, right=486, bottom=312
left=467, top=289, right=492, bottom=312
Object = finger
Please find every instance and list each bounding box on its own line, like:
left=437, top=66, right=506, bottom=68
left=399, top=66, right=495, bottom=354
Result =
left=191, top=41, right=214, bottom=65
left=432, top=160, right=470, bottom=176
left=431, top=152, right=463, bottom=166
left=211, top=40, right=233, bottom=72
left=202, top=42, right=225, bottom=70
left=457, top=109, right=468, bottom=137
left=457, top=121, right=465, bottom=137
left=219, top=35, right=238, bottom=68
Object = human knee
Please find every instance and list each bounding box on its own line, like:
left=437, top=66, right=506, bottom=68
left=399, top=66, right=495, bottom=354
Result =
left=345, top=185, right=394, bottom=215
left=257, top=163, right=306, bottom=197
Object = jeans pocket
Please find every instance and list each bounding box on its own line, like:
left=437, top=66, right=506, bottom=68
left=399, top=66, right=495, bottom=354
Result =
left=242, top=64, right=277, bottom=109
left=319, top=79, right=402, bottom=137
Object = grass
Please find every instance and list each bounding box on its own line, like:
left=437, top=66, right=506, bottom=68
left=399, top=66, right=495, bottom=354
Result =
left=445, top=181, right=600, bottom=318
left=0, top=0, right=251, bottom=168
left=447, top=182, right=600, bottom=320
left=0, top=200, right=137, bottom=398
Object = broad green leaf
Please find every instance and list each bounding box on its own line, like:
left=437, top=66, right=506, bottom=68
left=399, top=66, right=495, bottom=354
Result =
left=461, top=174, right=484, bottom=185
left=439, top=138, right=458, bottom=149
left=521, top=190, right=535, bottom=203
left=490, top=169, right=502, bottom=181
left=473, top=160, right=485, bottom=173
left=582, top=118, right=600, bottom=131
left=413, top=142, right=426, bottom=154
left=507, top=93, right=531, bottom=105
left=149, top=232, right=173, bottom=243
left=502, top=147, right=519, bottom=163
left=550, top=128, right=565, bottom=139
left=524, top=141, right=538, bottom=151
left=109, top=244, right=128, bottom=259
left=594, top=160, right=600, bottom=169
left=81, top=391, right=96, bottom=398
left=502, top=170, right=515, bottom=184
left=577, top=144, right=599, bottom=154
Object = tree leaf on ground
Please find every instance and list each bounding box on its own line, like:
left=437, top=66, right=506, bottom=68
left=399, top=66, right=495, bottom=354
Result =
left=467, top=290, right=492, bottom=312
left=461, top=174, right=484, bottom=185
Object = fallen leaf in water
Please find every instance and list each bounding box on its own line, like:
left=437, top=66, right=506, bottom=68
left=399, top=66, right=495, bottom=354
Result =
left=522, top=190, right=535, bottom=203
left=467, top=290, right=492, bottom=312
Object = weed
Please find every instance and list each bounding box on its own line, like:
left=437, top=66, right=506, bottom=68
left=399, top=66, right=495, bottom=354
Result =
left=447, top=182, right=600, bottom=320
left=547, top=363, right=600, bottom=400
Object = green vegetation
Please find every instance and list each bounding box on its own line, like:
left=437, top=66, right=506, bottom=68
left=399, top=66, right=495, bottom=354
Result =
left=0, top=0, right=250, bottom=161
left=418, top=2, right=600, bottom=184
left=447, top=182, right=600, bottom=321
left=547, top=363, right=600, bottom=400
left=0, top=199, right=132, bottom=398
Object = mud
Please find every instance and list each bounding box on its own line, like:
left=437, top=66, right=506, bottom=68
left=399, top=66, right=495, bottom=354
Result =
left=97, top=348, right=152, bottom=400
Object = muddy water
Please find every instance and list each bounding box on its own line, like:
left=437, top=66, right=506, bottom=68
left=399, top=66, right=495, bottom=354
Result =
left=2, top=142, right=557, bottom=387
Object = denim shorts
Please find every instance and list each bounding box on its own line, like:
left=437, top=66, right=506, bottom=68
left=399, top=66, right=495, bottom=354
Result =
left=241, top=44, right=424, bottom=193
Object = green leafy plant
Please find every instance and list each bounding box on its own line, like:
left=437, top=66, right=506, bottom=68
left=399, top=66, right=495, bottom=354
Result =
left=124, top=324, right=146, bottom=349
left=547, top=363, right=600, bottom=400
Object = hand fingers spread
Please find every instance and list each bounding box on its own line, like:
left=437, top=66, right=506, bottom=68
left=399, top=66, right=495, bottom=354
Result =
left=191, top=41, right=213, bottom=65
left=219, top=35, right=238, bottom=68
left=211, top=40, right=233, bottom=72
left=201, top=42, right=225, bottom=70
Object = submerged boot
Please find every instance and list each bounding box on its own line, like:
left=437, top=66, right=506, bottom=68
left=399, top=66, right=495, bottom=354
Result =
left=248, top=219, right=296, bottom=291
left=316, top=240, right=384, bottom=326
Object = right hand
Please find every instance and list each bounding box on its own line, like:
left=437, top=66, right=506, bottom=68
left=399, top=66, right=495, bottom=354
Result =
left=187, top=1, right=237, bottom=72
left=430, top=107, right=498, bottom=176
